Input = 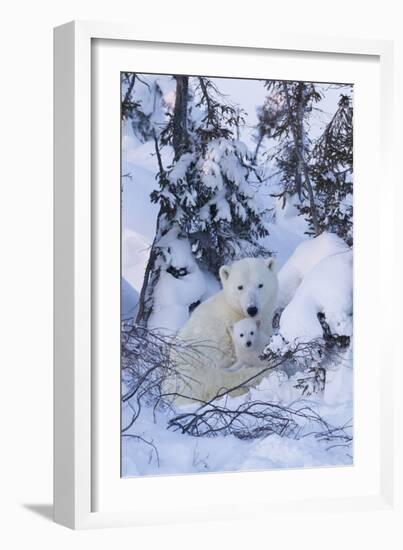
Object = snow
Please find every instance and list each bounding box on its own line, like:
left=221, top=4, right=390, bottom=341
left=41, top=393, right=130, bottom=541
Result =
left=199, top=158, right=223, bottom=190
left=324, top=346, right=353, bottom=406
left=261, top=195, right=308, bottom=269
left=199, top=270, right=221, bottom=301
left=200, top=139, right=250, bottom=192
left=121, top=152, right=160, bottom=243
left=121, top=116, right=168, bottom=301
left=168, top=152, right=194, bottom=183
left=148, top=228, right=208, bottom=333
left=122, top=229, right=151, bottom=292
left=279, top=248, right=353, bottom=343
left=121, top=74, right=353, bottom=477
left=123, top=228, right=354, bottom=475
left=122, top=365, right=352, bottom=476
left=121, top=277, right=139, bottom=321
left=213, top=192, right=232, bottom=222
left=277, top=231, right=350, bottom=310
left=266, top=232, right=353, bottom=346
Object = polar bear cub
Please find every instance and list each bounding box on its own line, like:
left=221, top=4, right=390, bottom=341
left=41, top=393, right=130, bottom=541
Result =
left=228, top=317, right=266, bottom=371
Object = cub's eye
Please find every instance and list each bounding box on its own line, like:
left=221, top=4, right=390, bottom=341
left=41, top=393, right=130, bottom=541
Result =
left=250, top=331, right=254, bottom=335
left=238, top=285, right=243, bottom=290
left=240, top=333, right=244, bottom=338
left=258, top=283, right=264, bottom=288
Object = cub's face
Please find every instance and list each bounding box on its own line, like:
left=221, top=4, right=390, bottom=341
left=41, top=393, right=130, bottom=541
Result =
left=219, top=257, right=278, bottom=318
left=230, top=318, right=260, bottom=350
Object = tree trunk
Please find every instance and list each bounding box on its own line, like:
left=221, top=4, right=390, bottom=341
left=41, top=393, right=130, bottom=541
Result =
left=253, top=132, right=264, bottom=162
left=172, top=75, right=189, bottom=160
left=134, top=240, right=159, bottom=327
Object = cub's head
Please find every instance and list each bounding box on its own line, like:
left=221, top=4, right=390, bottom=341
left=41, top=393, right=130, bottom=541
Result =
left=219, top=257, right=278, bottom=318
left=229, top=318, right=261, bottom=350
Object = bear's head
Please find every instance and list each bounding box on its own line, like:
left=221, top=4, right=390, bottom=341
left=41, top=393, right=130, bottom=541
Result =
left=219, top=257, right=278, bottom=318
left=229, top=318, right=261, bottom=350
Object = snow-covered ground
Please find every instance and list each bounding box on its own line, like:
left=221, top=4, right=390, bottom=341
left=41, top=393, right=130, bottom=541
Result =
left=121, top=75, right=353, bottom=476
left=122, top=384, right=352, bottom=476
left=122, top=231, right=353, bottom=476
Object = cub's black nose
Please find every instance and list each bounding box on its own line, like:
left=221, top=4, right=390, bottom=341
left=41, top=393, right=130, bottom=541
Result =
left=246, top=341, right=252, bottom=347
left=247, top=306, right=258, bottom=317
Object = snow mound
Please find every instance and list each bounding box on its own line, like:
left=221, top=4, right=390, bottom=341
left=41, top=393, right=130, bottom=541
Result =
left=148, top=228, right=210, bottom=333
left=274, top=194, right=309, bottom=236
left=122, top=229, right=151, bottom=292
left=121, top=277, right=139, bottom=321
left=279, top=249, right=353, bottom=343
left=277, top=232, right=349, bottom=309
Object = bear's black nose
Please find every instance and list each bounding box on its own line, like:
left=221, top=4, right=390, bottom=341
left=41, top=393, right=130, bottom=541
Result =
left=246, top=341, right=252, bottom=347
left=247, top=306, right=258, bottom=317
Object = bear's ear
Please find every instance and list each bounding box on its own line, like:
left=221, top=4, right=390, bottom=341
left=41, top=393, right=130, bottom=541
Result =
left=219, top=264, right=231, bottom=282
left=265, top=257, right=277, bottom=272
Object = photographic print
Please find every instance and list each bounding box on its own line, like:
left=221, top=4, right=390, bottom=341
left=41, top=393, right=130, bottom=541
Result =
left=121, top=73, right=353, bottom=477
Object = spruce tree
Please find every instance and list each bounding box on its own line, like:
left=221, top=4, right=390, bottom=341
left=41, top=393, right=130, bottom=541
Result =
left=257, top=81, right=322, bottom=235
left=153, top=76, right=269, bottom=276
left=307, top=93, right=353, bottom=245
left=121, top=72, right=166, bottom=143
left=132, top=76, right=270, bottom=325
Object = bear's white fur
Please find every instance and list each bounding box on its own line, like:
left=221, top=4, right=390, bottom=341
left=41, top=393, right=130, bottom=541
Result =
left=165, top=257, right=278, bottom=404
left=227, top=318, right=266, bottom=371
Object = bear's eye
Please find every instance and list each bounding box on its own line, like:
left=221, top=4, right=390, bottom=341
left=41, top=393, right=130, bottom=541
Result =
left=240, top=333, right=244, bottom=338
left=250, top=331, right=254, bottom=335
left=238, top=285, right=243, bottom=290
left=258, top=283, right=264, bottom=288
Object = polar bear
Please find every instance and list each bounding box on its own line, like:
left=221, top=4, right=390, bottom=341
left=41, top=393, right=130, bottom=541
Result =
left=227, top=318, right=266, bottom=371
left=164, top=257, right=278, bottom=405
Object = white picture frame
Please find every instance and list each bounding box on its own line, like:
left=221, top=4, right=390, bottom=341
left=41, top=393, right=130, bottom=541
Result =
left=54, top=20, right=398, bottom=530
